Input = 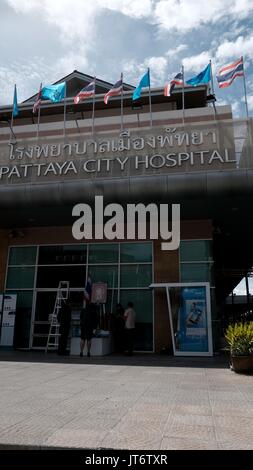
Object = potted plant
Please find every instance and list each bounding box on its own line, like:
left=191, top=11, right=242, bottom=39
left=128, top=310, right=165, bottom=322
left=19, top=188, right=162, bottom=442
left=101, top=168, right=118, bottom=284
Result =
left=225, top=322, right=253, bottom=373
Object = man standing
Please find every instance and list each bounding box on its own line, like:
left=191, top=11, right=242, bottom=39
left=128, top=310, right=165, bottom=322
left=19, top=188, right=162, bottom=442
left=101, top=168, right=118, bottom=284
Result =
left=124, top=301, right=136, bottom=356
left=80, top=303, right=99, bottom=357
left=57, top=299, right=72, bottom=355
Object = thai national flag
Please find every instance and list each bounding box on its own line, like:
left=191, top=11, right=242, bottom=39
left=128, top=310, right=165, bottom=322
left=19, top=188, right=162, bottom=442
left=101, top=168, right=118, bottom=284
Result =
left=33, top=83, right=42, bottom=114
left=74, top=80, right=95, bottom=104
left=216, top=57, right=244, bottom=89
left=104, top=76, right=123, bottom=104
left=164, top=72, right=184, bottom=97
left=84, top=276, right=92, bottom=302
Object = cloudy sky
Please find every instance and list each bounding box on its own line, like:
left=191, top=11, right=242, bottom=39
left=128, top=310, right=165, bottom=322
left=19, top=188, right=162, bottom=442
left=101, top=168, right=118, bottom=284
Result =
left=1, top=0, right=253, bottom=116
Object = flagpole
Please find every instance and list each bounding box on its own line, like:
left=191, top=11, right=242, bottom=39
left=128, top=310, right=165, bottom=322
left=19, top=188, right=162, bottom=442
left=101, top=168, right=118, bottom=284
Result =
left=36, top=82, right=42, bottom=140
left=92, top=77, right=96, bottom=136
left=242, top=56, right=249, bottom=119
left=63, top=82, right=67, bottom=138
left=9, top=84, right=16, bottom=142
left=120, top=72, right=124, bottom=132
left=209, top=59, right=216, bottom=118
left=148, top=68, right=153, bottom=128
left=182, top=65, right=185, bottom=126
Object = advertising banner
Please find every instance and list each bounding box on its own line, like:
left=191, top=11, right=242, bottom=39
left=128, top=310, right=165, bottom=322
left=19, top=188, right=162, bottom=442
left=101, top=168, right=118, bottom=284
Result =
left=176, top=286, right=209, bottom=353
left=91, top=283, right=108, bottom=304
left=0, top=293, right=17, bottom=346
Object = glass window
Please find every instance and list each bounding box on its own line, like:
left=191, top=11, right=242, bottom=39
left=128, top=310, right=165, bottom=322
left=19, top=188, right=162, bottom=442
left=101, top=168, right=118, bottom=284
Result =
left=88, top=265, right=118, bottom=288
left=120, top=265, right=152, bottom=288
left=6, top=267, right=35, bottom=289
left=120, top=242, right=152, bottom=263
left=120, top=290, right=153, bottom=323
left=9, top=246, right=37, bottom=266
left=89, top=244, right=118, bottom=263
left=13, top=291, right=33, bottom=348
left=36, top=266, right=86, bottom=288
left=38, top=245, right=86, bottom=264
left=180, top=241, right=212, bottom=262
left=180, top=263, right=213, bottom=284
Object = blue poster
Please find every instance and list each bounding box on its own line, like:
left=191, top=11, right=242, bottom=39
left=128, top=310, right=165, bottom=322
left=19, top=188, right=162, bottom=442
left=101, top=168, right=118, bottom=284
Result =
left=176, top=287, right=208, bottom=352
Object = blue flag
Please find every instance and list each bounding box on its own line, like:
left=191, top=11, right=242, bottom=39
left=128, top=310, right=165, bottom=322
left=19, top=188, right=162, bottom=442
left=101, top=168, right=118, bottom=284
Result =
left=132, top=70, right=150, bottom=100
left=186, top=63, right=211, bottom=86
left=13, top=85, right=19, bottom=118
left=41, top=82, right=66, bottom=103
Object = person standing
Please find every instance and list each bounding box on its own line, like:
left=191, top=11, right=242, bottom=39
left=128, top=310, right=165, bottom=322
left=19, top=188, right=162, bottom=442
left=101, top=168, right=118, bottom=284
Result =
left=80, top=303, right=99, bottom=357
left=124, top=301, right=136, bottom=356
left=57, top=299, right=72, bottom=355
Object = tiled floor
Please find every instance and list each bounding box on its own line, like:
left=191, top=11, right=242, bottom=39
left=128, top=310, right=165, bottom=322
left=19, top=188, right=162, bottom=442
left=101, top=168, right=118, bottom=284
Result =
left=0, top=352, right=252, bottom=450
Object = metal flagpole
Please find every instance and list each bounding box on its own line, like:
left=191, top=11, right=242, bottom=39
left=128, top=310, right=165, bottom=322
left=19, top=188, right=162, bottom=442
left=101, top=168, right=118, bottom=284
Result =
left=92, top=77, right=96, bottom=136
left=36, top=82, right=42, bottom=140
left=9, top=84, right=15, bottom=142
left=182, top=65, right=185, bottom=126
left=148, top=68, right=153, bottom=128
left=209, top=59, right=216, bottom=118
left=63, top=82, right=67, bottom=138
left=242, top=56, right=249, bottom=119
left=120, top=72, right=123, bottom=132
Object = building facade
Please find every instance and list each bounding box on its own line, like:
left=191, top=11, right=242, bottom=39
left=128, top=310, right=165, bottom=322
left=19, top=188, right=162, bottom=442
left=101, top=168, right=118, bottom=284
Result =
left=0, top=71, right=252, bottom=354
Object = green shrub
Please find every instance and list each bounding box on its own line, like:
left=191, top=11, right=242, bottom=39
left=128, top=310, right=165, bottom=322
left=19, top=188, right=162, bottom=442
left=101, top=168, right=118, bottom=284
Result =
left=225, top=322, right=253, bottom=356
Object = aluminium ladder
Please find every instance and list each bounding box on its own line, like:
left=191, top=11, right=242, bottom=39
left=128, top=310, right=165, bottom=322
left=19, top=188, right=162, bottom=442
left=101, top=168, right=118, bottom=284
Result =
left=45, top=281, right=69, bottom=353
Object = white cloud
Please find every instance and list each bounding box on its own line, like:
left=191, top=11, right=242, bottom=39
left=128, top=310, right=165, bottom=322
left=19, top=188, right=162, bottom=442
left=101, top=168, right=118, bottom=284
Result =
left=216, top=34, right=253, bottom=62
left=247, top=95, right=253, bottom=111
left=153, top=0, right=253, bottom=32
left=231, top=100, right=241, bottom=116
left=123, top=56, right=167, bottom=86
left=166, top=44, right=188, bottom=58
left=183, top=51, right=211, bottom=72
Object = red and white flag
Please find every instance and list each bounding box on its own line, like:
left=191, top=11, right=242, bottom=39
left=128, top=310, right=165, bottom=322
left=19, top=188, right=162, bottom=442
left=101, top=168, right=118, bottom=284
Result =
left=33, top=83, right=42, bottom=114
left=74, top=80, right=95, bottom=104
left=104, top=75, right=123, bottom=104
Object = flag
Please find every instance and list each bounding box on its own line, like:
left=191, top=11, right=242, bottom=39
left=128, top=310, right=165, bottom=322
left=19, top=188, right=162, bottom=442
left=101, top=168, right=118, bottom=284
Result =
left=186, top=63, right=211, bottom=86
left=132, top=69, right=150, bottom=101
left=41, top=82, right=66, bottom=103
left=104, top=76, right=123, bottom=104
left=33, top=83, right=42, bottom=114
left=164, top=71, right=184, bottom=96
left=84, top=276, right=92, bottom=302
left=216, top=57, right=244, bottom=89
left=74, top=80, right=95, bottom=104
left=12, top=85, right=19, bottom=118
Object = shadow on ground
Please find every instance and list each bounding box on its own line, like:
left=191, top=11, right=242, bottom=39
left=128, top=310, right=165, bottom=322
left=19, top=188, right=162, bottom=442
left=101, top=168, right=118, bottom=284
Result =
left=0, top=349, right=229, bottom=369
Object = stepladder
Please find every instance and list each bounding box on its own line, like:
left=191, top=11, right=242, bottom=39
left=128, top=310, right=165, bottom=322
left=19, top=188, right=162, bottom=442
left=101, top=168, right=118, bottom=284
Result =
left=45, top=281, right=69, bottom=353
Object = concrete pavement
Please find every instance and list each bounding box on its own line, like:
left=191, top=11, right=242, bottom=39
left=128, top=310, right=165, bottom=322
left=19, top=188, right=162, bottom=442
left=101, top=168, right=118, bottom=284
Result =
left=0, top=351, right=252, bottom=450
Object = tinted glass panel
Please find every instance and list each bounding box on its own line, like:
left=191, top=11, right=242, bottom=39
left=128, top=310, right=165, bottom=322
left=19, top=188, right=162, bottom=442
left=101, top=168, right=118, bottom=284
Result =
left=88, top=265, right=118, bottom=288
left=9, top=247, right=37, bottom=265
left=36, top=266, right=86, bottom=288
left=88, top=244, right=118, bottom=263
left=120, top=243, right=152, bottom=263
left=13, top=291, right=33, bottom=348
left=6, top=267, right=35, bottom=289
left=120, top=265, right=152, bottom=287
left=180, top=241, right=212, bottom=262
left=38, top=245, right=86, bottom=264
left=180, top=263, right=213, bottom=283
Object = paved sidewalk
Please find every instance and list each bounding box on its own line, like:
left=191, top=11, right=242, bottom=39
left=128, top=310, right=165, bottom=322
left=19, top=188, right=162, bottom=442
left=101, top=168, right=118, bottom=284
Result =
left=0, top=351, right=252, bottom=450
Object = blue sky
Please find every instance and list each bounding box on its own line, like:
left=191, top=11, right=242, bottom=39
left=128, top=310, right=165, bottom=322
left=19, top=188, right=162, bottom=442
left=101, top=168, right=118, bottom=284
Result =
left=1, top=0, right=253, bottom=117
